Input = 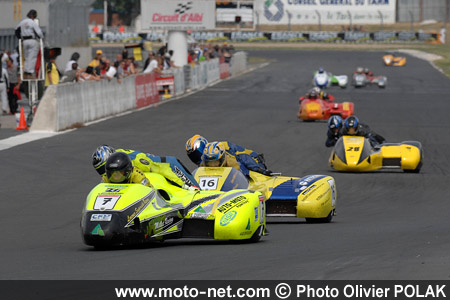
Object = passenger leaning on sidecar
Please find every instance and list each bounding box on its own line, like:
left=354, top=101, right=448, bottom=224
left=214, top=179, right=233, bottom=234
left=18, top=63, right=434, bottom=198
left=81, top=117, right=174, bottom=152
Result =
left=342, top=116, right=386, bottom=146
left=326, top=115, right=343, bottom=147
left=92, top=145, right=198, bottom=189
left=186, top=135, right=271, bottom=176
left=200, top=141, right=272, bottom=177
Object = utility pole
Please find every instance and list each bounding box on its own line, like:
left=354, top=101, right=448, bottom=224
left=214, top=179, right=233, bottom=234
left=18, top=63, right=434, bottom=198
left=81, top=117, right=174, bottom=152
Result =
left=315, top=10, right=321, bottom=32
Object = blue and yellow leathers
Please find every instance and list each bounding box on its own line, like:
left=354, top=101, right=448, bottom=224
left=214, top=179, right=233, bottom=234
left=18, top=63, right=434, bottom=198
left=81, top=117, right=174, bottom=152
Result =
left=201, top=142, right=267, bottom=177
left=117, top=149, right=198, bottom=188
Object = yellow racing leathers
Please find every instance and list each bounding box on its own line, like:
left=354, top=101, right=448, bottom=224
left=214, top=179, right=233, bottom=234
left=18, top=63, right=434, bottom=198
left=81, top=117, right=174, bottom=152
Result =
left=102, top=166, right=151, bottom=187
left=117, top=149, right=198, bottom=188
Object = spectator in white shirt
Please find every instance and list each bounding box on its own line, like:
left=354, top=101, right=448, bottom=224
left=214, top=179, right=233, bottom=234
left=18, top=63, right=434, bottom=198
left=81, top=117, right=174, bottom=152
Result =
left=143, top=51, right=159, bottom=74
left=64, top=52, right=80, bottom=73
left=106, top=61, right=119, bottom=81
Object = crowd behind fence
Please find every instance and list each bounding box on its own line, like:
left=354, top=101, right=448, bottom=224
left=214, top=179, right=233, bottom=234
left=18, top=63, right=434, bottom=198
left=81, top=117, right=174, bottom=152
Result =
left=29, top=51, right=248, bottom=132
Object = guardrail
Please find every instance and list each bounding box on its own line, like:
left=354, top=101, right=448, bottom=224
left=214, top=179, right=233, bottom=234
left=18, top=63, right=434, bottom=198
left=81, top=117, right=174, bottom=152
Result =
left=30, top=52, right=247, bottom=132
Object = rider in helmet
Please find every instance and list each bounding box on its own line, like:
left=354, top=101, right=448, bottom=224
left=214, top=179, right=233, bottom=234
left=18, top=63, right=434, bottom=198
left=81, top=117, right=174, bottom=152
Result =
left=320, top=91, right=330, bottom=101
left=92, top=145, right=116, bottom=177
left=356, top=67, right=364, bottom=74
left=325, top=115, right=343, bottom=147
left=92, top=145, right=198, bottom=189
left=343, top=116, right=360, bottom=135
left=363, top=68, right=373, bottom=76
left=309, top=90, right=318, bottom=99
left=185, top=135, right=270, bottom=175
left=104, top=152, right=150, bottom=186
left=342, top=116, right=386, bottom=146
left=318, top=67, right=325, bottom=74
left=185, top=134, right=208, bottom=165
left=202, top=142, right=227, bottom=167
left=200, top=141, right=272, bottom=177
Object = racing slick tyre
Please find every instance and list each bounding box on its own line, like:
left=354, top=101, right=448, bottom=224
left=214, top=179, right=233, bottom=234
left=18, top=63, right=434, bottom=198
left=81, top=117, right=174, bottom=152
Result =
left=305, top=210, right=333, bottom=223
left=248, top=225, right=264, bottom=243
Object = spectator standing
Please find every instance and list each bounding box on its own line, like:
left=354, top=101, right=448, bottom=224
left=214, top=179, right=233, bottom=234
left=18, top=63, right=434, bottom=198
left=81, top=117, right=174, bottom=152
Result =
left=10, top=48, right=19, bottom=68
left=6, top=58, right=20, bottom=114
left=60, top=62, right=79, bottom=83
left=45, top=57, right=60, bottom=86
left=89, top=50, right=103, bottom=69
left=64, top=52, right=80, bottom=73
left=0, top=63, right=9, bottom=114
left=99, top=59, right=110, bottom=78
left=1, top=51, right=8, bottom=69
left=163, top=52, right=171, bottom=70
left=114, top=53, right=124, bottom=78
left=143, top=51, right=159, bottom=74
left=15, top=10, right=44, bottom=78
left=127, top=57, right=137, bottom=74
left=105, top=61, right=119, bottom=81
left=121, top=49, right=128, bottom=60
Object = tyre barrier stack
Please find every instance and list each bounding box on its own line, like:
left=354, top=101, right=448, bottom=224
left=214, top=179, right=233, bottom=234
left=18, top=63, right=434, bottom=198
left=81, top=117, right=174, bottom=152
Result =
left=30, top=52, right=248, bottom=132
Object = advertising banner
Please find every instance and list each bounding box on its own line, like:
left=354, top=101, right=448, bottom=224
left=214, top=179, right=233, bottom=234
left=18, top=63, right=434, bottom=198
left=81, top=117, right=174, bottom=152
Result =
left=135, top=73, right=160, bottom=108
left=140, top=0, right=215, bottom=30
left=257, top=0, right=397, bottom=25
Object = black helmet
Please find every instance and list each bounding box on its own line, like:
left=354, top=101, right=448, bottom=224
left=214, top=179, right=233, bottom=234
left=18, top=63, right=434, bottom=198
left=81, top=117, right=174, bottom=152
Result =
left=105, top=152, right=133, bottom=184
left=344, top=116, right=359, bottom=135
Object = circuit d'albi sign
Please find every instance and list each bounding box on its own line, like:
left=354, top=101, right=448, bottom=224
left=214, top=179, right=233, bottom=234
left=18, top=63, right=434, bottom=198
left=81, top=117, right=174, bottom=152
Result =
left=151, top=13, right=204, bottom=24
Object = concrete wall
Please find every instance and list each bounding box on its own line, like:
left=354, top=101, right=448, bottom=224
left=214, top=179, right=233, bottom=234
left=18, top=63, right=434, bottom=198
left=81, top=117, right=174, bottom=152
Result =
left=30, top=51, right=248, bottom=132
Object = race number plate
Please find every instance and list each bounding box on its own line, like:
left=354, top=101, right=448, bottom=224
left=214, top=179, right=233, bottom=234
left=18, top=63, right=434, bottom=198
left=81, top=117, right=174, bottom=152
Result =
left=94, top=194, right=121, bottom=210
left=198, top=177, right=219, bottom=190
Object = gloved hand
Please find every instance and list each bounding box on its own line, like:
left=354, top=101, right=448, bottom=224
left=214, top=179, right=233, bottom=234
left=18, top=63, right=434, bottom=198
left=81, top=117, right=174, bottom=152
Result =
left=182, top=183, right=200, bottom=191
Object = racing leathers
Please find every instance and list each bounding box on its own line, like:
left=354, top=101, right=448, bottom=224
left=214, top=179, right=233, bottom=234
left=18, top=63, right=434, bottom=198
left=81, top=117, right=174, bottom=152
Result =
left=201, top=142, right=270, bottom=176
left=103, top=166, right=151, bottom=187
left=117, top=149, right=198, bottom=189
left=341, top=123, right=386, bottom=146
left=326, top=128, right=342, bottom=147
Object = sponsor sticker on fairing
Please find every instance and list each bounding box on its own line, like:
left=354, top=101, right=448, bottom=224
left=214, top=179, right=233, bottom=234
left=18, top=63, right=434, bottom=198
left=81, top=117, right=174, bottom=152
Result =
left=220, top=211, right=237, bottom=226
left=90, top=214, right=112, bottom=221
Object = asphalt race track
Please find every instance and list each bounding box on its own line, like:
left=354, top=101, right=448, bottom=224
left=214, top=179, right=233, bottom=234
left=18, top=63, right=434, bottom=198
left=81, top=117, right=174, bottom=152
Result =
left=1, top=50, right=450, bottom=280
